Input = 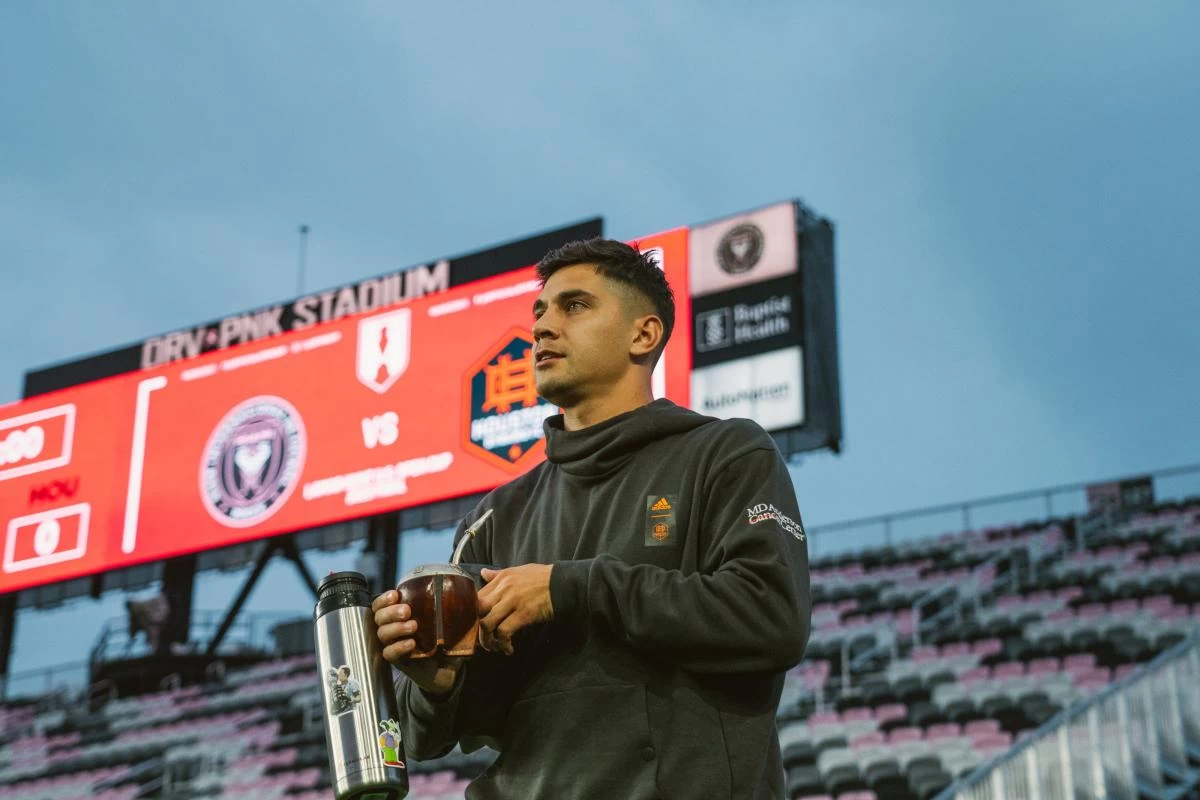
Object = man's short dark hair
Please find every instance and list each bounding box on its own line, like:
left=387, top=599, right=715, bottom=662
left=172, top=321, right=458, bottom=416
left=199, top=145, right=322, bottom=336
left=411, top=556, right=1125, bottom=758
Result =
left=535, top=238, right=675, bottom=354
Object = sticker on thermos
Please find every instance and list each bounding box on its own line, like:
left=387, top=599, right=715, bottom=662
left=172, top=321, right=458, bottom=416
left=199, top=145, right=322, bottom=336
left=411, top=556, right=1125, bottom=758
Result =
left=378, top=719, right=406, bottom=768
left=325, top=663, right=364, bottom=716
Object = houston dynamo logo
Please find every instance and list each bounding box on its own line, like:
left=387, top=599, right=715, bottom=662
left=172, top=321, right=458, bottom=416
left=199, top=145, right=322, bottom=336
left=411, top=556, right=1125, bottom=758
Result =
left=200, top=397, right=306, bottom=528
left=463, top=329, right=556, bottom=470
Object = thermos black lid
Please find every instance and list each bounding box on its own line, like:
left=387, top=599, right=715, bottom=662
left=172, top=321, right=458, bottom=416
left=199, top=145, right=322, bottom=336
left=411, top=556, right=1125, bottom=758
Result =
left=314, top=570, right=373, bottom=620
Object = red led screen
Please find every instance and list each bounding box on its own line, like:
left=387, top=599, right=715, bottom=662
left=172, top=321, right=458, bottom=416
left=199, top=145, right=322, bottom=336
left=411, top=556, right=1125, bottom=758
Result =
left=0, top=229, right=690, bottom=593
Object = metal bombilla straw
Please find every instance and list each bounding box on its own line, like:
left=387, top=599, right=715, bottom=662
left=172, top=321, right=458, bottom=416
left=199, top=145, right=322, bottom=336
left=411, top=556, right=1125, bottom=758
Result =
left=451, top=508, right=493, bottom=566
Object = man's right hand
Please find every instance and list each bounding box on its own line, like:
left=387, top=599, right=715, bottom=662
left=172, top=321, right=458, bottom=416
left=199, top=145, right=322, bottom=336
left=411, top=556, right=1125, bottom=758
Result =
left=373, top=590, right=465, bottom=698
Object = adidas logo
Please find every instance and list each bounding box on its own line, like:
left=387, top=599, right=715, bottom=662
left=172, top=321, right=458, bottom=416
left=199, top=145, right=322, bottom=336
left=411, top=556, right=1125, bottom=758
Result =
left=651, top=497, right=672, bottom=511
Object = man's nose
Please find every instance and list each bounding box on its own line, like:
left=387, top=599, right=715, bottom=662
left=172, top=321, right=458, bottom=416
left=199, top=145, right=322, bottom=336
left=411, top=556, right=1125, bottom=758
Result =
left=532, top=312, right=559, bottom=342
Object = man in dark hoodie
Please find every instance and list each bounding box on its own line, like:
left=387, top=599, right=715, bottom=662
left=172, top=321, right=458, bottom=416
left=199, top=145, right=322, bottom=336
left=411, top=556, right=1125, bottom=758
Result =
left=372, top=239, right=811, bottom=799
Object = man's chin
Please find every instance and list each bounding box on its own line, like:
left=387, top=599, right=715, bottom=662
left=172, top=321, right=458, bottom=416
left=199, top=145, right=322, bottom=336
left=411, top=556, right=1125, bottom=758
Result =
left=536, top=377, right=581, bottom=409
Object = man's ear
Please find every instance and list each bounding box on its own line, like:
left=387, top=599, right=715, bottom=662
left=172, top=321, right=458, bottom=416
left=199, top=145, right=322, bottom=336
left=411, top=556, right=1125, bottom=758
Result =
left=630, top=314, right=664, bottom=361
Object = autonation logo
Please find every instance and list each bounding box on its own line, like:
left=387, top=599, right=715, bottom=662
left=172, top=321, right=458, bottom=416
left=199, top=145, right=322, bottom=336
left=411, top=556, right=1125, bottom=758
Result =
left=690, top=347, right=805, bottom=431
left=701, top=382, right=791, bottom=411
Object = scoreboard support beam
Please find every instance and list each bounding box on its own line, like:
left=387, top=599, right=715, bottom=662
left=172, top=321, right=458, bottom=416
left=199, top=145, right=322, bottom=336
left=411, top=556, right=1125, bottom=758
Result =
left=380, top=513, right=400, bottom=595
left=206, top=534, right=317, bottom=657
left=0, top=591, right=14, bottom=696
left=206, top=541, right=276, bottom=656
left=160, top=554, right=196, bottom=656
left=280, top=535, right=318, bottom=600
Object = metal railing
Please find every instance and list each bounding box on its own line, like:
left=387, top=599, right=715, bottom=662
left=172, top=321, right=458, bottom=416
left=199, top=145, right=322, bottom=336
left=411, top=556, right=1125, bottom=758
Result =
left=0, top=660, right=89, bottom=703
left=89, top=609, right=299, bottom=665
left=805, top=462, right=1200, bottom=559
left=937, top=633, right=1200, bottom=800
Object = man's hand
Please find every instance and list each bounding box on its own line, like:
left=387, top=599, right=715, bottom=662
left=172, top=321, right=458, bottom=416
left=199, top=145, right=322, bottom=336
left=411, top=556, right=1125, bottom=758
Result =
left=373, top=590, right=465, bottom=697
left=477, top=564, right=555, bottom=656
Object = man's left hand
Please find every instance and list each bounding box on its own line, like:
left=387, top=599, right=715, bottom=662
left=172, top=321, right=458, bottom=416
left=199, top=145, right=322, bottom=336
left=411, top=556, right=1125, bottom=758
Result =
left=477, top=564, right=555, bottom=656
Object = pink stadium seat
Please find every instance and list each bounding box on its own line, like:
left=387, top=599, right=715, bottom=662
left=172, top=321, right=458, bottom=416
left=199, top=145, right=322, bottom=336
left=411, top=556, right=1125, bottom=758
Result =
left=839, top=792, right=879, bottom=800
left=960, top=667, right=989, bottom=684
left=971, top=731, right=1013, bottom=750
left=873, top=703, right=907, bottom=724
left=925, top=723, right=961, bottom=740
left=911, top=645, right=939, bottom=662
left=888, top=727, right=923, bottom=743
left=1141, top=595, right=1175, bottom=613
left=1109, top=599, right=1139, bottom=615
left=991, top=662, right=1024, bottom=680
left=1073, top=667, right=1112, bottom=684
left=1056, top=586, right=1083, bottom=601
left=964, top=719, right=1000, bottom=737
left=940, top=642, right=970, bottom=658
left=850, top=732, right=886, bottom=749
left=1027, top=663, right=1059, bottom=679
left=808, top=710, right=840, bottom=727
left=841, top=708, right=872, bottom=723
left=971, top=638, right=1003, bottom=656
left=1063, top=653, right=1096, bottom=671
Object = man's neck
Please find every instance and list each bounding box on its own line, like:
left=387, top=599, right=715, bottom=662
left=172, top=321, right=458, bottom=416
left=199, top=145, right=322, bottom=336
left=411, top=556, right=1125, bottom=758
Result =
left=562, top=384, right=655, bottom=431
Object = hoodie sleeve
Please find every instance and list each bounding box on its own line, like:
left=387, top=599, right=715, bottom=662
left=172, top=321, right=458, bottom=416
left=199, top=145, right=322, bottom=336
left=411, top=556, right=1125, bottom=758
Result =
left=394, top=660, right=468, bottom=761
left=393, top=504, right=523, bottom=759
left=393, top=514, right=477, bottom=761
left=393, top=512, right=505, bottom=760
left=549, top=444, right=811, bottom=675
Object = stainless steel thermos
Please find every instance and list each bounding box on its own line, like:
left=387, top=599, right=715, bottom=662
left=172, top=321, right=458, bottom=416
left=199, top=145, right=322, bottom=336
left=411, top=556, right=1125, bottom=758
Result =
left=315, top=571, right=409, bottom=800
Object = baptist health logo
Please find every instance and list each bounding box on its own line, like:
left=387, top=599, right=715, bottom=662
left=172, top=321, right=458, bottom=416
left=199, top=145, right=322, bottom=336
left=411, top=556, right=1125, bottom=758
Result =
left=357, top=309, right=412, bottom=394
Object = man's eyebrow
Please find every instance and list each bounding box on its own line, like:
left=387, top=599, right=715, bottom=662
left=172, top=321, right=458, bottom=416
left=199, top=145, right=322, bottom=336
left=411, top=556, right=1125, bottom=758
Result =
left=555, top=289, right=597, bottom=305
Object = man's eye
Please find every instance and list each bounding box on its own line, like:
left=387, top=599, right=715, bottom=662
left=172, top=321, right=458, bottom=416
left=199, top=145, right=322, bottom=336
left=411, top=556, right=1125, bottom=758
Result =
left=566, top=300, right=585, bottom=312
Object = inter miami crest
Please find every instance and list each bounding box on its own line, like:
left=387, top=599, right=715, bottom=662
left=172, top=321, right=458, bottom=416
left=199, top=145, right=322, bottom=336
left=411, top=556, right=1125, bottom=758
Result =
left=357, top=308, right=412, bottom=394
left=463, top=328, right=556, bottom=471
left=716, top=222, right=765, bottom=275
left=200, top=396, right=306, bottom=528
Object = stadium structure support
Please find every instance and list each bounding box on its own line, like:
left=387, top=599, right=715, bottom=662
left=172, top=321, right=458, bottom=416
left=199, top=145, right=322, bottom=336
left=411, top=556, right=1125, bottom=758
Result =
left=201, top=511, right=399, bottom=657
left=0, top=592, right=13, bottom=686
left=205, top=533, right=319, bottom=656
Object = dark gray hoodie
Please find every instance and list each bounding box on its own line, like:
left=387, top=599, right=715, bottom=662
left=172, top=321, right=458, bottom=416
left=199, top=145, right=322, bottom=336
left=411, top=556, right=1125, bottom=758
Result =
left=395, top=399, right=811, bottom=799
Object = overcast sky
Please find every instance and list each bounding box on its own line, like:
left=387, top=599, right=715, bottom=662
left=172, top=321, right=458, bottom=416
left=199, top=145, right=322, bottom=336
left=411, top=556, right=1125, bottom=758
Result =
left=3, top=3, right=1199, bottom=679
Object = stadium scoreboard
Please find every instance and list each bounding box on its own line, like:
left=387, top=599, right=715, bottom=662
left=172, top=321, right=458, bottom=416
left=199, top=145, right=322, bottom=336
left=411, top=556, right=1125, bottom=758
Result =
left=2, top=201, right=839, bottom=595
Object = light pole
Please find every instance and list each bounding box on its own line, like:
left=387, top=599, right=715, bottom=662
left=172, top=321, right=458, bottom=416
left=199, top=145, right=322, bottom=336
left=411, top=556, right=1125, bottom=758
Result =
left=297, top=224, right=310, bottom=295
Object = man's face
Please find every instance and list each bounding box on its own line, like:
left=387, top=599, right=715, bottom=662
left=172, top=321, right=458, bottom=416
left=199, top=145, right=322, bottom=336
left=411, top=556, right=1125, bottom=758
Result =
left=531, top=264, right=644, bottom=408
